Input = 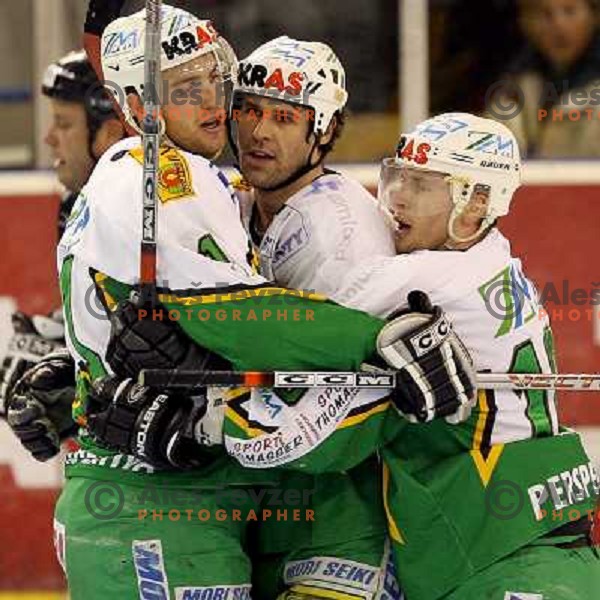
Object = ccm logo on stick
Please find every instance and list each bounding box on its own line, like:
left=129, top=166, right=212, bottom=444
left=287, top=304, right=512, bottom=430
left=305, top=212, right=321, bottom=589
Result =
left=274, top=372, right=395, bottom=388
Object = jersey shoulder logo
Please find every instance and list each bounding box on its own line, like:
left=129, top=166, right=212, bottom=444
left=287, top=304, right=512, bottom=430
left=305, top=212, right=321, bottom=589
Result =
left=479, top=263, right=539, bottom=338
left=129, top=146, right=194, bottom=203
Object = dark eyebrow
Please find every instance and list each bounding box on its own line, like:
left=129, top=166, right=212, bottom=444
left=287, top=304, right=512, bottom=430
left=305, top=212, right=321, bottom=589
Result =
left=175, top=74, right=202, bottom=85
left=242, top=98, right=263, bottom=112
left=242, top=97, right=295, bottom=113
left=173, top=69, right=216, bottom=86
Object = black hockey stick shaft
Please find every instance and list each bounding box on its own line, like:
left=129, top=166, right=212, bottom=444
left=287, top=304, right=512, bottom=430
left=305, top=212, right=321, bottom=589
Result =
left=139, top=369, right=600, bottom=391
left=140, top=0, right=162, bottom=287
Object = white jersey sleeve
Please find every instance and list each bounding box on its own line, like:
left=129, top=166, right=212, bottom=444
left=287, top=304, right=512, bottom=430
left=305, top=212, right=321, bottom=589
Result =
left=58, top=137, right=265, bottom=370
left=256, top=172, right=396, bottom=296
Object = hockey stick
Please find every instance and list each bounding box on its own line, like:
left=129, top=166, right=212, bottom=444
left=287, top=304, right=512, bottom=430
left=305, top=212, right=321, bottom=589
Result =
left=140, top=0, right=162, bottom=289
left=138, top=369, right=600, bottom=391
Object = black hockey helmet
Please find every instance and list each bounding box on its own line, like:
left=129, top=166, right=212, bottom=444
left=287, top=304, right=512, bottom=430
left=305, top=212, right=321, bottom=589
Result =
left=42, top=50, right=118, bottom=151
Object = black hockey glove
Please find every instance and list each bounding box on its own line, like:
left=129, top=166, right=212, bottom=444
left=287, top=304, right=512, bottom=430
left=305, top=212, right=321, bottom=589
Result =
left=7, top=348, right=77, bottom=461
left=376, top=291, right=477, bottom=424
left=0, top=310, right=66, bottom=417
left=105, top=296, right=226, bottom=380
left=86, top=376, right=221, bottom=470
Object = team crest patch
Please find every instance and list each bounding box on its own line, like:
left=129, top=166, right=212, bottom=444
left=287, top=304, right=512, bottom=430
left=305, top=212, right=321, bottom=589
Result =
left=129, top=146, right=194, bottom=203
left=504, top=593, right=543, bottom=600
left=229, top=173, right=253, bottom=192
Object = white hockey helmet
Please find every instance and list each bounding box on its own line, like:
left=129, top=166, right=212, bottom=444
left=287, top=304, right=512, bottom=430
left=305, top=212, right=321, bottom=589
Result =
left=231, top=36, right=348, bottom=135
left=101, top=4, right=237, bottom=130
left=379, top=113, right=522, bottom=242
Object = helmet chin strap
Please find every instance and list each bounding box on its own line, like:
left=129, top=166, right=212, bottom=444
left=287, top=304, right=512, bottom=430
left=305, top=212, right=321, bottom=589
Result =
left=128, top=108, right=167, bottom=137
left=444, top=207, right=490, bottom=247
left=86, top=127, right=100, bottom=166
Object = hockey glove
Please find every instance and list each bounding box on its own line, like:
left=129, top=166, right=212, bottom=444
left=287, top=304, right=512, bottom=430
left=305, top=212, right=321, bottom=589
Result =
left=105, top=296, right=226, bottom=380
left=7, top=348, right=77, bottom=461
left=377, top=290, right=476, bottom=424
left=86, top=376, right=221, bottom=470
left=0, top=310, right=66, bottom=417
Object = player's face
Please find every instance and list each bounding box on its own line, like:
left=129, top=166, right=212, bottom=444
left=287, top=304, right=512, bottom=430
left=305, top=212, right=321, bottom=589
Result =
left=236, top=95, right=315, bottom=190
left=162, top=54, right=228, bottom=159
left=519, top=0, right=595, bottom=69
left=380, top=164, right=453, bottom=253
left=44, top=99, right=95, bottom=193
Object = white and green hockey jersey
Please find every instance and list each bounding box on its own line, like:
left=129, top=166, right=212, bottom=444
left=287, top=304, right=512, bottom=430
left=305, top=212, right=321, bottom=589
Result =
left=223, top=227, right=599, bottom=600
left=57, top=137, right=389, bottom=486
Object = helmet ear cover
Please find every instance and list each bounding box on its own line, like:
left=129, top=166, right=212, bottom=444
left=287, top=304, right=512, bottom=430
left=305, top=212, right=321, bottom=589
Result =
left=42, top=50, right=117, bottom=124
left=310, top=108, right=346, bottom=159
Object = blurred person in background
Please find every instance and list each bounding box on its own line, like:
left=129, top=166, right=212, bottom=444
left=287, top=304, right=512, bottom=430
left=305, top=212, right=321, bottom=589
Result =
left=0, top=50, right=125, bottom=462
left=489, top=0, right=600, bottom=157
left=44, top=50, right=126, bottom=215
left=429, top=0, right=520, bottom=115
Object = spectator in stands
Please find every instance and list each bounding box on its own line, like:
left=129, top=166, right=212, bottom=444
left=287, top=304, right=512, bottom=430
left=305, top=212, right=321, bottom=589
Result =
left=489, top=0, right=600, bottom=157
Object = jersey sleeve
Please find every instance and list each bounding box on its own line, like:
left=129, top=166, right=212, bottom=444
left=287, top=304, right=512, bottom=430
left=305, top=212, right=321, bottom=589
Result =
left=334, top=253, right=432, bottom=318
left=157, top=287, right=384, bottom=371
left=262, top=176, right=396, bottom=298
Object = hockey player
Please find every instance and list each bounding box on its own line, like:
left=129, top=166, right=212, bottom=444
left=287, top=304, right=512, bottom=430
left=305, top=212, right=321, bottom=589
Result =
left=229, top=36, right=402, bottom=598
left=1, top=50, right=125, bottom=462
left=46, top=7, right=475, bottom=599
left=218, top=113, right=600, bottom=599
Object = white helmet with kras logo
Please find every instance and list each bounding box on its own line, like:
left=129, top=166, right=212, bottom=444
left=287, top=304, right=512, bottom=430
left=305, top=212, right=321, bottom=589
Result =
left=232, top=35, right=348, bottom=135
left=101, top=4, right=237, bottom=130
left=379, top=112, right=522, bottom=241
